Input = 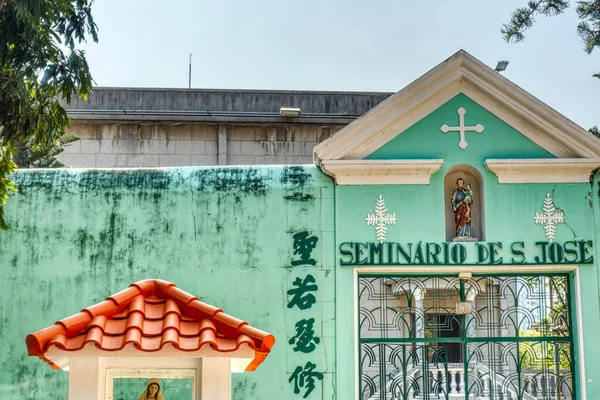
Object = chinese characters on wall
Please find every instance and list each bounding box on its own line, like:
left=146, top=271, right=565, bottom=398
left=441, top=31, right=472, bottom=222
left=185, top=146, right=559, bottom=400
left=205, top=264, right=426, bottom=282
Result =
left=287, top=231, right=324, bottom=399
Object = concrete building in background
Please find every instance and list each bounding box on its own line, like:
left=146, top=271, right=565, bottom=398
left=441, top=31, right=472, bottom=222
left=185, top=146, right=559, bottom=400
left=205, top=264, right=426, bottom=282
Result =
left=60, top=88, right=392, bottom=168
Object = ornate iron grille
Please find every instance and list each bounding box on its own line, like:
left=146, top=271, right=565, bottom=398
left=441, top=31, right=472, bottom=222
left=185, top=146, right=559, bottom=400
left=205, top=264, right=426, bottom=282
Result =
left=359, top=274, right=575, bottom=400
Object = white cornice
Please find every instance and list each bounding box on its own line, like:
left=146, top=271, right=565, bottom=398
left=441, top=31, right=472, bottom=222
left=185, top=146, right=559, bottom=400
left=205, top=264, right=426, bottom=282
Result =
left=313, top=50, right=600, bottom=163
left=485, top=159, right=600, bottom=183
left=320, top=159, right=443, bottom=185
left=45, top=342, right=255, bottom=370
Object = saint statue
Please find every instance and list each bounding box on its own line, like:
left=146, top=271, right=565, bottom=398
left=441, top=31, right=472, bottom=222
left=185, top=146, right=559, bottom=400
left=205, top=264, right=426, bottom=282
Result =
left=138, top=378, right=165, bottom=400
left=451, top=178, right=474, bottom=239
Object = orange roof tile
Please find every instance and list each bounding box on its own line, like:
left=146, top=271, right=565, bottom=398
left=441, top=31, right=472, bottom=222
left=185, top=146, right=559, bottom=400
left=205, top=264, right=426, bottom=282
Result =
left=25, top=279, right=275, bottom=371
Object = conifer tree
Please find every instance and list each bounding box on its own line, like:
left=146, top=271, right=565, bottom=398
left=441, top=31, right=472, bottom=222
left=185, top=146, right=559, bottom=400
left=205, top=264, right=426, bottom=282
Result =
left=502, top=0, right=600, bottom=79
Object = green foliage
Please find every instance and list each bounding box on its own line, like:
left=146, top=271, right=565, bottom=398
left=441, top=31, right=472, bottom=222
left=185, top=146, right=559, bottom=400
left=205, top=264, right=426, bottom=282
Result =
left=590, top=126, right=600, bottom=137
left=576, top=1, right=600, bottom=54
left=502, top=1, right=600, bottom=79
left=502, top=0, right=570, bottom=43
left=0, top=0, right=98, bottom=229
left=519, top=276, right=570, bottom=371
left=519, top=330, right=571, bottom=371
left=13, top=133, right=79, bottom=168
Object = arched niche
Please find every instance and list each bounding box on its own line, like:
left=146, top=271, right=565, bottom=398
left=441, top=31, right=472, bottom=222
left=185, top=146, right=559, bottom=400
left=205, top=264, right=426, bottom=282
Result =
left=444, top=165, right=485, bottom=242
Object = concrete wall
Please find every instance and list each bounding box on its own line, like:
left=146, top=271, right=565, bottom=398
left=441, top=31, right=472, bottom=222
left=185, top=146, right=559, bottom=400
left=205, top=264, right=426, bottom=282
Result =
left=60, top=122, right=342, bottom=168
left=56, top=87, right=392, bottom=168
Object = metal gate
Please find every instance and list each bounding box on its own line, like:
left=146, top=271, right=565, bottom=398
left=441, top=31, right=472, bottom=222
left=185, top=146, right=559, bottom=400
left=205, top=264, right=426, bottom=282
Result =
left=358, top=274, right=576, bottom=400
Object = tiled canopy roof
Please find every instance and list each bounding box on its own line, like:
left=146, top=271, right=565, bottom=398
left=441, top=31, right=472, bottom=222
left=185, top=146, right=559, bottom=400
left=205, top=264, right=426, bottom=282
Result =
left=26, top=279, right=275, bottom=371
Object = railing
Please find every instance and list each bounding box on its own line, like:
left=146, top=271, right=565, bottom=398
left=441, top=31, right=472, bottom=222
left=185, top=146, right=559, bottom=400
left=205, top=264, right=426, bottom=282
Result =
left=366, top=365, right=572, bottom=399
left=475, top=365, right=571, bottom=400
left=415, top=366, right=466, bottom=397
left=367, top=366, right=466, bottom=399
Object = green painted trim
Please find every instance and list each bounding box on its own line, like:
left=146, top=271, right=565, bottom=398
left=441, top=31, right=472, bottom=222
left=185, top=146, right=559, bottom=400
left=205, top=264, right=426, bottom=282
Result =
left=359, top=337, right=572, bottom=343
left=358, top=272, right=574, bottom=278
left=568, top=272, right=581, bottom=400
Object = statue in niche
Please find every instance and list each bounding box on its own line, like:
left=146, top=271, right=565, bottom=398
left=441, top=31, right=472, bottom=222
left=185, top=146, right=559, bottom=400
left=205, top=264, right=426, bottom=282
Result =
left=138, top=378, right=165, bottom=400
left=451, top=178, right=476, bottom=240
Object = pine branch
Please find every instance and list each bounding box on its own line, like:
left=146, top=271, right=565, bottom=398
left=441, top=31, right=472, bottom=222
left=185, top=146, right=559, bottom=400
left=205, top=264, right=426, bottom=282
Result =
left=502, top=0, right=570, bottom=43
left=577, top=20, right=600, bottom=54
left=576, top=1, right=600, bottom=53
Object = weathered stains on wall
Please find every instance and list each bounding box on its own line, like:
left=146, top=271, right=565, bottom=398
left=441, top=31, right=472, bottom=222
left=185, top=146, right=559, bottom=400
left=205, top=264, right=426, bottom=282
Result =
left=0, top=166, right=335, bottom=400
left=61, top=122, right=342, bottom=168
left=281, top=166, right=317, bottom=203
left=281, top=166, right=312, bottom=187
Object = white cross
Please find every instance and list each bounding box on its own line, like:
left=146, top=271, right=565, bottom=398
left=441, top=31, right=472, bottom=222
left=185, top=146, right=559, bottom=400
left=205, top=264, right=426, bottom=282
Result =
left=440, top=107, right=484, bottom=149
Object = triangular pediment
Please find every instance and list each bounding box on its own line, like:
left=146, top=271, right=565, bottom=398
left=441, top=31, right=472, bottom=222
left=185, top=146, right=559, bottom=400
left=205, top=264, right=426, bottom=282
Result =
left=313, top=50, right=600, bottom=184
left=366, top=92, right=555, bottom=163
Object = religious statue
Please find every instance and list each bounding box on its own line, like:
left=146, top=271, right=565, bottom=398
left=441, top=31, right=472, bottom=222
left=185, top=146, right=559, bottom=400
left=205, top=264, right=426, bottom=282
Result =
left=451, top=178, right=474, bottom=240
left=138, top=378, right=165, bottom=400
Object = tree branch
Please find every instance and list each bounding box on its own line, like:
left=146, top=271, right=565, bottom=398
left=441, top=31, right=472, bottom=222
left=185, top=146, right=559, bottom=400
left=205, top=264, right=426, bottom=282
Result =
left=502, top=0, right=570, bottom=43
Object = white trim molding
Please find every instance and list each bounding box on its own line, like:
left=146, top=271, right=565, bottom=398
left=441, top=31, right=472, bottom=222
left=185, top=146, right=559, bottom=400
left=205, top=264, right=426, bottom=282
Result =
left=45, top=342, right=255, bottom=372
left=320, top=159, right=443, bottom=185
left=485, top=158, right=600, bottom=183
left=314, top=50, right=600, bottom=166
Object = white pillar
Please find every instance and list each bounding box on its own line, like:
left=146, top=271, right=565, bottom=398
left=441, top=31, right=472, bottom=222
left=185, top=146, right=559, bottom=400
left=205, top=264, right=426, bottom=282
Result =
left=68, top=357, right=101, bottom=400
left=466, top=288, right=477, bottom=339
left=413, top=288, right=426, bottom=398
left=414, top=288, right=425, bottom=339
left=201, top=358, right=231, bottom=400
left=450, top=370, right=457, bottom=394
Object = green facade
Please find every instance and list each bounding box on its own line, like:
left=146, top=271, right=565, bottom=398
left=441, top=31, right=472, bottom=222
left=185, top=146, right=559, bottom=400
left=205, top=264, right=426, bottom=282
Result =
left=336, top=93, right=599, bottom=399
left=1, top=92, right=599, bottom=400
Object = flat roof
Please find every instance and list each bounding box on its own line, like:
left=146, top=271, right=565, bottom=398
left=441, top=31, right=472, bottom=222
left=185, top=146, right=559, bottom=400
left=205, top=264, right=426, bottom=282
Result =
left=63, top=87, right=394, bottom=124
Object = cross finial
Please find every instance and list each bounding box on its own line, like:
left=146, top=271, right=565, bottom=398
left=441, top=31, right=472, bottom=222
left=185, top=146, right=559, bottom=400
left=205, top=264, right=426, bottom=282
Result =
left=534, top=193, right=564, bottom=243
left=365, top=195, right=397, bottom=244
left=440, top=107, right=484, bottom=149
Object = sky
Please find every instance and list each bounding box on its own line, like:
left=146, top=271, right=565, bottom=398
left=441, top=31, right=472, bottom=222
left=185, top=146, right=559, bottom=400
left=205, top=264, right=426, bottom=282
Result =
left=80, top=0, right=599, bottom=129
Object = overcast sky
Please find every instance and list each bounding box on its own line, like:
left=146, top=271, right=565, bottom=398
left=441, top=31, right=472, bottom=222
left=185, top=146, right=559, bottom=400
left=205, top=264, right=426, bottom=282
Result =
left=80, top=0, right=599, bottom=129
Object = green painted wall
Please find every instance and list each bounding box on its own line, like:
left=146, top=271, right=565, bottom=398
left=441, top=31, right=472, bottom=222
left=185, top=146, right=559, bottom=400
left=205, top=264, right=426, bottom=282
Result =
left=0, top=166, right=336, bottom=400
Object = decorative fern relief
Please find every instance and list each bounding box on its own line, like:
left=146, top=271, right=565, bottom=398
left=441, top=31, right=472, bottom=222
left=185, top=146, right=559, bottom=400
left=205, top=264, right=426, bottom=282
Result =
left=534, top=193, right=565, bottom=243
left=365, top=195, right=397, bottom=244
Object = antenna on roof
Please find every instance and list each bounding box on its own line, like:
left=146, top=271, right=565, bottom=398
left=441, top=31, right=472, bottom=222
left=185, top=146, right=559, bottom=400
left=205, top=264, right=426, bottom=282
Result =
left=188, top=54, right=192, bottom=89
